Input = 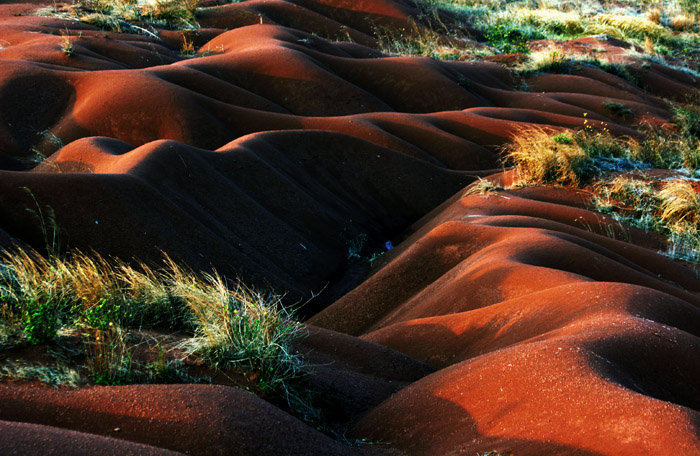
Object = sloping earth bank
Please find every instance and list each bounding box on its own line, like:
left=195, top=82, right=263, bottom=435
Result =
left=0, top=0, right=698, bottom=454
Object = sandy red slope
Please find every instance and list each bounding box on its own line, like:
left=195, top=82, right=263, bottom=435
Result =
left=311, top=186, right=700, bottom=455
left=0, top=1, right=685, bottom=299
left=0, top=383, right=356, bottom=455
left=1, top=420, right=185, bottom=455
left=0, top=0, right=699, bottom=454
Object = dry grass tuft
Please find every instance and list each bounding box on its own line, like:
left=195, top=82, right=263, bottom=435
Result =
left=606, top=176, right=656, bottom=205
left=647, top=8, right=662, bottom=25
left=658, top=179, right=700, bottom=230
left=594, top=175, right=700, bottom=263
left=171, top=267, right=315, bottom=418
left=174, top=271, right=305, bottom=393
left=642, top=35, right=656, bottom=54
left=509, top=7, right=585, bottom=35
left=0, top=249, right=305, bottom=394
left=145, top=0, right=199, bottom=29
left=374, top=20, right=481, bottom=60
left=502, top=125, right=639, bottom=188
left=0, top=361, right=84, bottom=387
left=501, top=128, right=590, bottom=187
left=592, top=14, right=666, bottom=38
left=59, top=31, right=74, bottom=55
left=516, top=45, right=574, bottom=74
left=180, top=32, right=195, bottom=56
left=85, top=325, right=133, bottom=385
left=462, top=177, right=504, bottom=197
left=593, top=175, right=661, bottom=229
left=670, top=14, right=697, bottom=32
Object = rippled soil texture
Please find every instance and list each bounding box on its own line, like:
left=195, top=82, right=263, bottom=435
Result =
left=1, top=0, right=699, bottom=454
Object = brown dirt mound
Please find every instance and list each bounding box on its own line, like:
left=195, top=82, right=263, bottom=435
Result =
left=352, top=331, right=700, bottom=455
left=310, top=190, right=700, bottom=335
left=297, top=325, right=434, bottom=423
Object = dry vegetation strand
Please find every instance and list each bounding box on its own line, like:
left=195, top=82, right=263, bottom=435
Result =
left=501, top=123, right=700, bottom=262
left=501, top=127, right=590, bottom=187
left=659, top=179, right=700, bottom=230
left=426, top=0, right=700, bottom=60
left=0, top=249, right=307, bottom=404
left=38, top=0, right=200, bottom=35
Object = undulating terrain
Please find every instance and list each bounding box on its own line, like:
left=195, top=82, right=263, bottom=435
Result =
left=1, top=0, right=699, bottom=454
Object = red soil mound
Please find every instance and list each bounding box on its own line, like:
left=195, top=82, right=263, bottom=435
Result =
left=1, top=0, right=700, bottom=454
left=0, top=130, right=472, bottom=302
left=297, top=325, right=434, bottom=423
left=1, top=420, right=184, bottom=455
left=0, top=4, right=683, bottom=300
left=310, top=185, right=700, bottom=455
left=0, top=383, right=354, bottom=455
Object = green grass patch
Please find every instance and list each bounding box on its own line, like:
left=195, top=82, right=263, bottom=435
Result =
left=603, top=100, right=634, bottom=118
left=421, top=0, right=700, bottom=60
left=36, top=0, right=200, bottom=37
left=502, top=127, right=635, bottom=187
left=500, top=84, right=700, bottom=263
left=0, top=361, right=84, bottom=387
left=503, top=124, right=700, bottom=263
left=594, top=176, right=700, bottom=263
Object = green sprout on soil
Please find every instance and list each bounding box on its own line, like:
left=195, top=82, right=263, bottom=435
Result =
left=603, top=100, right=634, bottom=118
left=59, top=32, right=74, bottom=56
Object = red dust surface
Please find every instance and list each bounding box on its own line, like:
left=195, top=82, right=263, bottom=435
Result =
left=0, top=0, right=699, bottom=454
left=312, top=186, right=700, bottom=455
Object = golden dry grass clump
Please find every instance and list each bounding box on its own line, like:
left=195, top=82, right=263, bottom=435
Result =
left=502, top=121, right=700, bottom=263
left=462, top=177, right=504, bottom=198
left=501, top=128, right=590, bottom=187
left=658, top=179, right=700, bottom=231
left=39, top=0, right=200, bottom=34
left=592, top=176, right=700, bottom=262
left=510, top=7, right=586, bottom=35
left=0, top=249, right=306, bottom=397
left=604, top=175, right=657, bottom=206
left=647, top=8, right=662, bottom=24
left=670, top=13, right=697, bottom=32
left=592, top=13, right=666, bottom=38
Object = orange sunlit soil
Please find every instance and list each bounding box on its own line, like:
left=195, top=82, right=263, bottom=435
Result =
left=0, top=0, right=699, bottom=454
